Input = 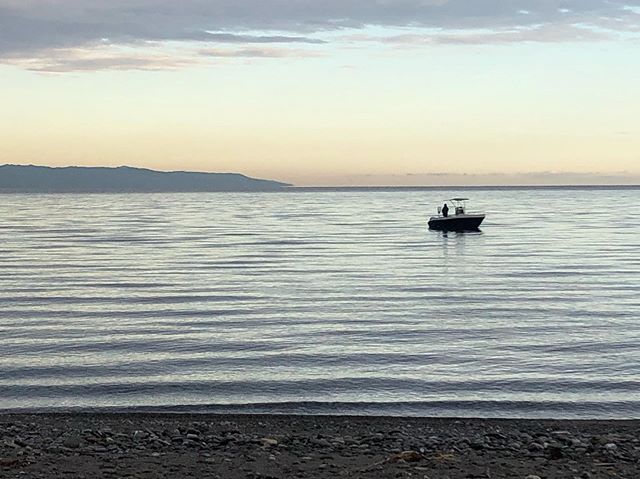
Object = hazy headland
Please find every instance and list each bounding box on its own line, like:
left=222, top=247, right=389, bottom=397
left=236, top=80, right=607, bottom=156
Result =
left=0, top=165, right=290, bottom=192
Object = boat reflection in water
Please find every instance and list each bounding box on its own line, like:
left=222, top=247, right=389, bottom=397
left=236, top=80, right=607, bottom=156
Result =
left=428, top=198, right=485, bottom=232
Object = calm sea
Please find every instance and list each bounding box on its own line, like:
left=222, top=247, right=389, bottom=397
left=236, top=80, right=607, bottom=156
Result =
left=1, top=187, right=639, bottom=418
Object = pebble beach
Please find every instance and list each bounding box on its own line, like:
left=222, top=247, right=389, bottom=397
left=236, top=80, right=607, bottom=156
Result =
left=1, top=414, right=638, bottom=478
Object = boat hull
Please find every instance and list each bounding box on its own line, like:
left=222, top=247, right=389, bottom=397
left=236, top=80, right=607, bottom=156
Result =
left=428, top=214, right=485, bottom=231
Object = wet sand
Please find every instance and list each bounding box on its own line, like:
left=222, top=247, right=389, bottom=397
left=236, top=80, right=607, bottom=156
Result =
left=1, top=414, right=638, bottom=478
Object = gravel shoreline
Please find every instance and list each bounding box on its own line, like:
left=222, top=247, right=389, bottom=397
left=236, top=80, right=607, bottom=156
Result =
left=1, top=414, right=638, bottom=478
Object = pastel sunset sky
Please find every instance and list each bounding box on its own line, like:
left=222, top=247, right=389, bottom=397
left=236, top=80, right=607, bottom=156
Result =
left=1, top=1, right=639, bottom=186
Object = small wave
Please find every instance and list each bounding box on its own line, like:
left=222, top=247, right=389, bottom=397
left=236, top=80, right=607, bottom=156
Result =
left=3, top=400, right=639, bottom=420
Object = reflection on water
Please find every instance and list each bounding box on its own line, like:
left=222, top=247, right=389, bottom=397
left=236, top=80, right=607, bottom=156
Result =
left=437, top=229, right=483, bottom=239
left=0, top=188, right=639, bottom=418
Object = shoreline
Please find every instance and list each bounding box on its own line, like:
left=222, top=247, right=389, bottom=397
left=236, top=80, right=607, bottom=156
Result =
left=2, top=414, right=638, bottom=478
left=3, top=411, right=640, bottom=422
left=2, top=398, right=638, bottom=420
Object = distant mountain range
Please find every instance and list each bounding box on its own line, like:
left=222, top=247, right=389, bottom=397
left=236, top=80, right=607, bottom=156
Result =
left=0, top=165, right=291, bottom=192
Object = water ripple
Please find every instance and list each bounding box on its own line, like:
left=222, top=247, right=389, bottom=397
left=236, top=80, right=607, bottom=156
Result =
left=1, top=188, right=639, bottom=417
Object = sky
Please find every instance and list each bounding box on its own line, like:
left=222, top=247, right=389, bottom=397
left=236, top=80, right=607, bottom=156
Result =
left=1, top=0, right=640, bottom=186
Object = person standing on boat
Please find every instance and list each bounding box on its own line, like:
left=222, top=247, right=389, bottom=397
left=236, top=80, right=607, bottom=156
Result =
left=442, top=203, right=449, bottom=217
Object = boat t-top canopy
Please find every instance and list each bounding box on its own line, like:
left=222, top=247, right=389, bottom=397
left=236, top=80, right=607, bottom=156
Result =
left=445, top=198, right=469, bottom=207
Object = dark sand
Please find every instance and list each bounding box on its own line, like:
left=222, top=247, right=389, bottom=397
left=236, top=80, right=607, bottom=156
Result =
left=1, top=414, right=638, bottom=478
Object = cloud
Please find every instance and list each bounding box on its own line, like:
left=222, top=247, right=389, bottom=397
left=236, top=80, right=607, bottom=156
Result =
left=6, top=48, right=200, bottom=73
left=372, top=24, right=612, bottom=46
left=198, top=47, right=324, bottom=59
left=1, top=43, right=324, bottom=73
left=1, top=0, right=639, bottom=71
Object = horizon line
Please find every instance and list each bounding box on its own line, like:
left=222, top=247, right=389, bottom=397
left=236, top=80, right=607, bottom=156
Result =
left=3, top=163, right=640, bottom=189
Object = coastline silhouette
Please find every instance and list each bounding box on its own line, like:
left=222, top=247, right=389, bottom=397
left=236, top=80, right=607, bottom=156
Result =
left=0, top=165, right=290, bottom=192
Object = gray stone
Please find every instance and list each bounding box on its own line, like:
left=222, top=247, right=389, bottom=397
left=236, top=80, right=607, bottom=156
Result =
left=62, top=436, right=81, bottom=449
left=133, top=430, right=149, bottom=441
left=528, top=443, right=544, bottom=452
left=547, top=446, right=563, bottom=460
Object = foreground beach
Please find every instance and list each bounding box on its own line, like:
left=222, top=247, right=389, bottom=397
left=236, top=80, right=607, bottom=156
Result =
left=1, top=414, right=638, bottom=478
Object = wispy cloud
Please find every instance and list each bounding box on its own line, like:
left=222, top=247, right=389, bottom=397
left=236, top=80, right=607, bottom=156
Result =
left=1, top=0, right=639, bottom=72
left=366, top=24, right=613, bottom=47
left=9, top=51, right=199, bottom=73
left=2, top=43, right=323, bottom=73
left=198, top=47, right=324, bottom=59
left=202, top=33, right=326, bottom=45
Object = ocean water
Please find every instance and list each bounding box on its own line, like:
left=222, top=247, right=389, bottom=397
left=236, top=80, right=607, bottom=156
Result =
left=1, top=187, right=639, bottom=418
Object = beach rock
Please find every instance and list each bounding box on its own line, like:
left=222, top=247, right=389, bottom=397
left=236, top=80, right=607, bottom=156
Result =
left=509, top=441, right=523, bottom=450
left=13, top=438, right=27, bottom=448
left=62, top=436, right=81, bottom=449
left=312, top=438, right=332, bottom=448
left=469, top=439, right=485, bottom=450
left=547, top=446, right=563, bottom=460
left=386, top=451, right=424, bottom=463
left=133, top=430, right=149, bottom=441
left=2, top=439, right=17, bottom=449
left=528, top=443, right=544, bottom=453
